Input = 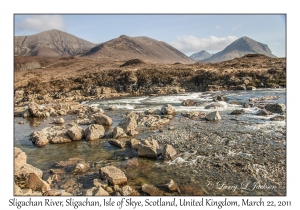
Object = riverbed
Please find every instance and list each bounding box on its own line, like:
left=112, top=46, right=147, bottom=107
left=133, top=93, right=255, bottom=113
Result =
left=14, top=88, right=286, bottom=196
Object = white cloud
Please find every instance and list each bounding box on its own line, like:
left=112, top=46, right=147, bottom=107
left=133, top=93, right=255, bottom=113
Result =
left=171, top=35, right=238, bottom=54
left=17, top=15, right=66, bottom=32
left=216, top=25, right=221, bottom=29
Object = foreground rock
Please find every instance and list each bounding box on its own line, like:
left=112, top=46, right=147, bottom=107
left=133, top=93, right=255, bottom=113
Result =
left=206, top=111, right=221, bottom=121
left=112, top=127, right=127, bottom=138
left=28, top=173, right=50, bottom=193
left=162, top=144, right=177, bottom=160
left=43, top=189, right=63, bottom=196
left=99, top=166, right=127, bottom=185
left=94, top=113, right=113, bottom=126
left=73, top=162, right=89, bottom=174
left=14, top=147, right=49, bottom=194
left=108, top=139, right=126, bottom=148
left=67, top=124, right=84, bottom=140
left=161, top=104, right=177, bottom=115
left=164, top=179, right=181, bottom=193
left=28, top=101, right=50, bottom=118
left=138, top=139, right=159, bottom=159
left=141, top=184, right=164, bottom=196
left=50, top=131, right=72, bottom=144
left=85, top=124, right=105, bottom=140
left=118, top=112, right=139, bottom=136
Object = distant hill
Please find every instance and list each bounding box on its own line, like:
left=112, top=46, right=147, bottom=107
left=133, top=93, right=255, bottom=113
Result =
left=201, top=36, right=277, bottom=63
left=189, top=50, right=212, bottom=61
left=83, top=35, right=195, bottom=64
left=14, top=29, right=96, bottom=57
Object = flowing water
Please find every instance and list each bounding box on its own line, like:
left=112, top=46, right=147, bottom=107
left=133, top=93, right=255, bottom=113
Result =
left=14, top=88, right=286, bottom=195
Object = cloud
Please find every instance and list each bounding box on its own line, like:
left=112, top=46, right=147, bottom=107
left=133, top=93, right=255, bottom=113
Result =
left=216, top=25, right=221, bottom=29
left=171, top=35, right=238, bottom=54
left=16, top=15, right=66, bottom=32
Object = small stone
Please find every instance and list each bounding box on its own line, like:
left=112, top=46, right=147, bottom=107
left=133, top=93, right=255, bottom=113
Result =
left=206, top=111, right=221, bottom=121
left=141, top=184, right=164, bottom=196
left=54, top=118, right=65, bottom=124
left=42, top=189, right=62, bottom=196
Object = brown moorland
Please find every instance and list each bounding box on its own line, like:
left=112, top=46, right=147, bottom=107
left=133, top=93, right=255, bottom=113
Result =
left=14, top=54, right=286, bottom=106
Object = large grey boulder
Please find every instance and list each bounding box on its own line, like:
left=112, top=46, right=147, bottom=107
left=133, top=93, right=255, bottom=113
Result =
left=67, top=124, right=84, bottom=141
left=137, top=139, right=159, bottom=159
left=94, top=113, right=113, bottom=126
left=118, top=112, right=139, bottom=136
left=85, top=124, right=105, bottom=140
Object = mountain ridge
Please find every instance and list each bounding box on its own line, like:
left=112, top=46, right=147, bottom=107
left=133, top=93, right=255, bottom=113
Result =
left=83, top=35, right=195, bottom=64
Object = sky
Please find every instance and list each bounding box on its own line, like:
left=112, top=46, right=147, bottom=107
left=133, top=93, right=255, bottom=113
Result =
left=14, top=14, right=286, bottom=57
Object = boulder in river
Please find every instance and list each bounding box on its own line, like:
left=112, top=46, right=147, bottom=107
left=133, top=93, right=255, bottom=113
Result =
left=181, top=100, right=196, bottom=106
left=118, top=112, right=139, bottom=136
left=112, top=126, right=127, bottom=139
left=256, top=109, right=273, bottom=116
left=204, top=102, right=225, bottom=109
left=108, top=139, right=126, bottom=148
left=28, top=101, right=50, bottom=118
left=50, top=131, right=72, bottom=144
left=99, top=166, right=127, bottom=185
left=265, top=103, right=285, bottom=114
left=230, top=109, right=246, bottom=115
left=27, top=173, right=50, bottom=193
left=161, top=104, right=177, bottom=115
left=94, top=113, right=113, bottom=126
left=206, top=111, right=221, bottom=121
left=85, top=124, right=105, bottom=140
left=54, top=118, right=65, bottom=124
left=164, top=179, right=181, bottom=193
left=73, top=162, right=89, bottom=174
left=162, top=144, right=177, bottom=160
left=138, top=139, right=159, bottom=159
left=141, top=184, right=164, bottom=196
left=67, top=124, right=84, bottom=141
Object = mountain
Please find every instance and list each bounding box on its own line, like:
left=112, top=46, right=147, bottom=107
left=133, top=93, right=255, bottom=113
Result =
left=84, top=35, right=195, bottom=64
left=14, top=29, right=96, bottom=57
left=189, top=50, right=212, bottom=61
left=201, top=36, right=277, bottom=63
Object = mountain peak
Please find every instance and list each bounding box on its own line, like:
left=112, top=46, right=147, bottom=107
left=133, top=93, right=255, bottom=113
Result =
left=14, top=30, right=96, bottom=57
left=189, top=50, right=212, bottom=61
left=201, top=36, right=276, bottom=63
